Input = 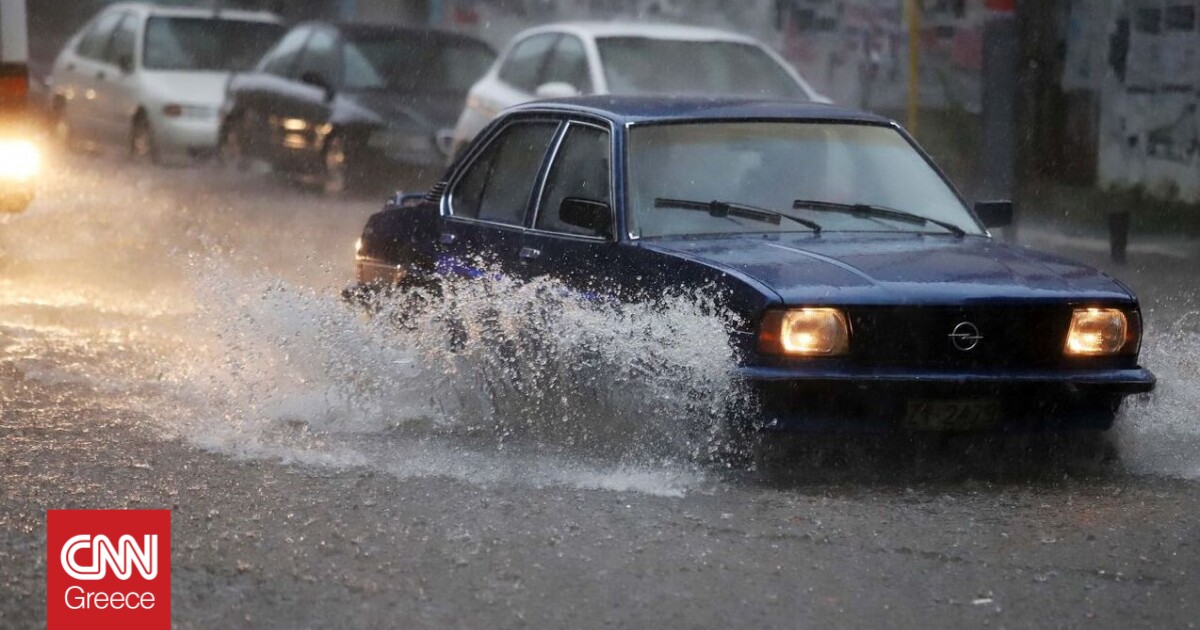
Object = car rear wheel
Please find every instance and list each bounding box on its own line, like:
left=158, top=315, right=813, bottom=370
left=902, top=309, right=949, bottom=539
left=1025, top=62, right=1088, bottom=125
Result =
left=130, top=115, right=159, bottom=164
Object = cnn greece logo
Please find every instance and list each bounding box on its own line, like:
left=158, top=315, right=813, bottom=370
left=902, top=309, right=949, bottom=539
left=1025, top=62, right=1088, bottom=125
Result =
left=60, top=534, right=158, bottom=580
left=47, top=510, right=171, bottom=629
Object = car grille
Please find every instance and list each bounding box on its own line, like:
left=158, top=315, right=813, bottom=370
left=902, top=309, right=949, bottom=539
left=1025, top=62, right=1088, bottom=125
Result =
left=846, top=305, right=1074, bottom=369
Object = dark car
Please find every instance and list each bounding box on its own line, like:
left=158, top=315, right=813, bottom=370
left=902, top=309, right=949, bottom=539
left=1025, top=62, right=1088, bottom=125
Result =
left=219, top=22, right=495, bottom=193
left=350, top=96, right=1155, bottom=434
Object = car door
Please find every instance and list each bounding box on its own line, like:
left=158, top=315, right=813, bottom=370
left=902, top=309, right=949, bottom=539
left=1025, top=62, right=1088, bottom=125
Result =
left=440, top=118, right=562, bottom=280
left=272, top=27, right=341, bottom=172
left=240, top=26, right=311, bottom=163
left=520, top=120, right=623, bottom=294
left=59, top=10, right=124, bottom=142
left=94, top=12, right=141, bottom=146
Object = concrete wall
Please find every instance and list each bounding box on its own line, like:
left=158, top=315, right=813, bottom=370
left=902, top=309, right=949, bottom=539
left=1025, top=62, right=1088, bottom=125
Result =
left=1066, top=0, right=1200, bottom=202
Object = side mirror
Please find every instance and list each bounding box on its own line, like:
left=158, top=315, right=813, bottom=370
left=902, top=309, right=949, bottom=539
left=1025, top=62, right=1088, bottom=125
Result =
left=117, top=54, right=134, bottom=74
left=559, top=197, right=612, bottom=237
left=534, top=81, right=579, bottom=99
left=975, top=200, right=1014, bottom=228
left=300, top=71, right=335, bottom=101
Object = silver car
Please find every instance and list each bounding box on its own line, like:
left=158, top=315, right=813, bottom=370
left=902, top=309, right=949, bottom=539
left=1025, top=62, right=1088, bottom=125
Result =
left=49, top=3, right=283, bottom=163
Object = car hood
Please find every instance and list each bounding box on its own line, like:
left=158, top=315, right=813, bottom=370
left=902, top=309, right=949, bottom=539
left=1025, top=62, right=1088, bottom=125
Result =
left=141, top=70, right=230, bottom=108
left=640, top=233, right=1135, bottom=306
left=344, top=90, right=466, bottom=130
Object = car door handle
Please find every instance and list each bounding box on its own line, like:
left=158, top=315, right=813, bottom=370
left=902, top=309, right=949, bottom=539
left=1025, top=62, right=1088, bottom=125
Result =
left=440, top=233, right=457, bottom=244
left=519, top=247, right=541, bottom=260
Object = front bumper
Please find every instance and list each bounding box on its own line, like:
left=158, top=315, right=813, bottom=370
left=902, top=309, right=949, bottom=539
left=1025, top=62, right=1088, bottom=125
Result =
left=737, top=365, right=1156, bottom=433
left=738, top=365, right=1156, bottom=393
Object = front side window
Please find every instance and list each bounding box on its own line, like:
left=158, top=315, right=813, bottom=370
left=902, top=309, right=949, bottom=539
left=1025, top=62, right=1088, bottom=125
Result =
left=77, top=12, right=124, bottom=60
left=261, top=27, right=310, bottom=76
left=143, top=17, right=285, bottom=72
left=596, top=38, right=805, bottom=99
left=452, top=122, right=559, bottom=225
left=541, top=35, right=591, bottom=94
left=536, top=125, right=610, bottom=236
left=627, top=122, right=980, bottom=238
left=498, top=34, right=558, bottom=92
left=341, top=34, right=494, bottom=92
left=294, top=29, right=340, bottom=85
left=106, top=14, right=139, bottom=66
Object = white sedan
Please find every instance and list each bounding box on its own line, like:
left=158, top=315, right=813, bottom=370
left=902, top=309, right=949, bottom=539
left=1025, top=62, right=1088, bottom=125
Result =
left=49, top=3, right=283, bottom=163
left=448, top=22, right=830, bottom=157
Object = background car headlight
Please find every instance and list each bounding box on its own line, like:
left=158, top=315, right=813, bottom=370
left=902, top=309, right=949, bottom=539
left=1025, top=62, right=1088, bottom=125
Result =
left=1065, top=308, right=1130, bottom=356
left=759, top=308, right=850, bottom=356
left=0, top=140, right=39, bottom=181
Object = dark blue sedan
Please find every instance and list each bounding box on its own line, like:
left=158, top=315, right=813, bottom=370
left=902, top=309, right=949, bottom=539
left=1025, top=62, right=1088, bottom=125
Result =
left=350, top=96, right=1155, bottom=433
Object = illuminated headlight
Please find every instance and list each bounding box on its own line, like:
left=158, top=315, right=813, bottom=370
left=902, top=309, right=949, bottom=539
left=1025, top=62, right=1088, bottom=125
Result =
left=759, top=308, right=850, bottom=356
left=368, top=129, right=435, bottom=154
left=1065, top=308, right=1132, bottom=356
left=0, top=140, right=40, bottom=181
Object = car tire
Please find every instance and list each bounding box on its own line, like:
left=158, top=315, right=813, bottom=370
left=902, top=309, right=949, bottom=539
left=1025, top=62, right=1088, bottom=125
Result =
left=217, top=117, right=249, bottom=171
left=130, top=115, right=160, bottom=164
left=321, top=134, right=350, bottom=195
left=51, top=101, right=75, bottom=151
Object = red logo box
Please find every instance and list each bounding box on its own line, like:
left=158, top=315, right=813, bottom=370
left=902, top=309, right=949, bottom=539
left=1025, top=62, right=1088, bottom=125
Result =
left=47, top=510, right=171, bottom=630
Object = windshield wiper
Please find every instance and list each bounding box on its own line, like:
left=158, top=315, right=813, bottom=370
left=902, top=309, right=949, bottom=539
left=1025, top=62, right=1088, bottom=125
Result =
left=655, top=198, right=822, bottom=234
left=791, top=199, right=967, bottom=237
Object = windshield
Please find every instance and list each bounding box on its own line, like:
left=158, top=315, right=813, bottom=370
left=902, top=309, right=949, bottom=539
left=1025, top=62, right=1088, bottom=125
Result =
left=343, top=35, right=495, bottom=93
left=143, top=17, right=285, bottom=72
left=627, top=122, right=981, bottom=238
left=596, top=38, right=806, bottom=99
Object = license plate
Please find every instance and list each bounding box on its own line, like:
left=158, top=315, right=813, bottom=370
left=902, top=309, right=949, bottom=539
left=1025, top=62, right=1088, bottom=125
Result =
left=904, top=400, right=1002, bottom=431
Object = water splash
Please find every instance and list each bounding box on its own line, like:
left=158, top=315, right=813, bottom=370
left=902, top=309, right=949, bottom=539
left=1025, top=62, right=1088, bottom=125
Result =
left=1117, top=313, right=1200, bottom=479
left=153, top=259, right=747, bottom=495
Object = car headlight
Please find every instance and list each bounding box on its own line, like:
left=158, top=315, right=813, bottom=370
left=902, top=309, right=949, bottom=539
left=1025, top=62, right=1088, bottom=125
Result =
left=759, top=308, right=850, bottom=356
left=1065, top=308, right=1133, bottom=356
left=0, top=140, right=39, bottom=181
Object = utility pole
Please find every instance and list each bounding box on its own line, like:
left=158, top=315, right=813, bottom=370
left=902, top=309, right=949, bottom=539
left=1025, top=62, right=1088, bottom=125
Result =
left=905, top=0, right=920, bottom=137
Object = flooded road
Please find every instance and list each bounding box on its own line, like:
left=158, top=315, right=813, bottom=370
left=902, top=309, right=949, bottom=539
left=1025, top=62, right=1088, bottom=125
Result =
left=2, top=151, right=1199, bottom=628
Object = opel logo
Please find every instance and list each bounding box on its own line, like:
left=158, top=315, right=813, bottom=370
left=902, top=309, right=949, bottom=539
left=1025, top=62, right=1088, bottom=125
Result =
left=949, top=321, right=983, bottom=352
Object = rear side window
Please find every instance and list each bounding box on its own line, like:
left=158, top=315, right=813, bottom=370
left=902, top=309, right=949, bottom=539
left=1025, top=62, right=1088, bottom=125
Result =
left=77, top=12, right=124, bottom=60
left=536, top=124, right=611, bottom=236
left=452, top=122, right=559, bottom=225
left=498, top=33, right=557, bottom=92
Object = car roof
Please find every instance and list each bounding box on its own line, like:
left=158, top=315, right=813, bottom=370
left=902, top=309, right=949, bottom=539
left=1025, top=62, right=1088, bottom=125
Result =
left=325, top=21, right=492, bottom=46
left=508, top=95, right=896, bottom=126
left=102, top=2, right=281, bottom=23
left=515, top=21, right=760, bottom=44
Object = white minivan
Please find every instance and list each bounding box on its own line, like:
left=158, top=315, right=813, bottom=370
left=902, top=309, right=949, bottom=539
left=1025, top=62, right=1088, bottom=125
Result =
left=49, top=3, right=283, bottom=162
left=448, top=22, right=830, bottom=158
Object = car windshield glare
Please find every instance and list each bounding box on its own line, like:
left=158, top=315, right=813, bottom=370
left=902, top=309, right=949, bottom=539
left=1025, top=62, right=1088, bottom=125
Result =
left=143, top=17, right=284, bottom=72
left=596, top=37, right=805, bottom=99
left=343, top=36, right=495, bottom=92
left=626, top=122, right=982, bottom=239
